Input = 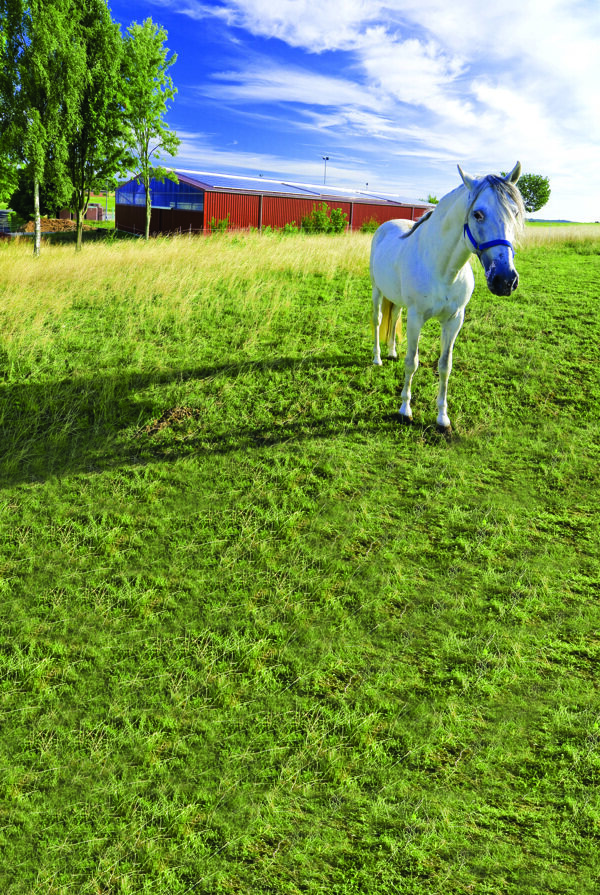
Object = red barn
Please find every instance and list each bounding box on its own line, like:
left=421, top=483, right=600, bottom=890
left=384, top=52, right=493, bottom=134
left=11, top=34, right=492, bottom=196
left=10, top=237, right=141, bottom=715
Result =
left=115, top=170, right=432, bottom=235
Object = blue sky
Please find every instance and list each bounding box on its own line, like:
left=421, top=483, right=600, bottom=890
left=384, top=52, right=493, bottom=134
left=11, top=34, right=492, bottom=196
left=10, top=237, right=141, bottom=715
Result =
left=108, top=0, right=600, bottom=221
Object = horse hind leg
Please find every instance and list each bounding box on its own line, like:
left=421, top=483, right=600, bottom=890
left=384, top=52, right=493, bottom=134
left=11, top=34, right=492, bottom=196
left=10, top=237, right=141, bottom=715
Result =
left=399, top=308, right=423, bottom=422
left=372, top=286, right=384, bottom=365
left=386, top=303, right=402, bottom=360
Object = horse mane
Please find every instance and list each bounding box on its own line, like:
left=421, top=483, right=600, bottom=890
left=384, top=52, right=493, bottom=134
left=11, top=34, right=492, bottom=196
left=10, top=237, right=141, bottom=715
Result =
left=401, top=174, right=525, bottom=241
left=401, top=209, right=434, bottom=239
left=467, top=175, right=525, bottom=233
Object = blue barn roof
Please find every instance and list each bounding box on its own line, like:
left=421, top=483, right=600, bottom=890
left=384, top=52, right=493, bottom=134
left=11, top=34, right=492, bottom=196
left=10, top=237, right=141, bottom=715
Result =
left=117, top=169, right=429, bottom=209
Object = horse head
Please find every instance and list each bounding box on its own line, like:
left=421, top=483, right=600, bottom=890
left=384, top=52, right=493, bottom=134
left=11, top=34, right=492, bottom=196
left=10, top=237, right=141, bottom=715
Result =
left=458, top=162, right=524, bottom=297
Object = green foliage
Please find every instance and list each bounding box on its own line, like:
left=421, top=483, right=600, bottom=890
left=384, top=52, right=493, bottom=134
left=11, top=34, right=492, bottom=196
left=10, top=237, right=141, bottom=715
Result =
left=0, top=154, right=17, bottom=205
left=329, top=205, right=348, bottom=233
left=360, top=217, right=380, bottom=233
left=0, top=0, right=86, bottom=254
left=302, top=201, right=348, bottom=233
left=209, top=214, right=230, bottom=233
left=121, top=17, right=180, bottom=240
left=66, top=0, right=129, bottom=251
left=0, top=233, right=599, bottom=892
left=517, top=172, right=551, bottom=213
left=7, top=166, right=63, bottom=218
left=502, top=171, right=551, bottom=214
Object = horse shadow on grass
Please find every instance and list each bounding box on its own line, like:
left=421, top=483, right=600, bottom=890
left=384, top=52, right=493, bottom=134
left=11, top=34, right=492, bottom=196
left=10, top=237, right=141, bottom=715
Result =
left=0, top=354, right=449, bottom=488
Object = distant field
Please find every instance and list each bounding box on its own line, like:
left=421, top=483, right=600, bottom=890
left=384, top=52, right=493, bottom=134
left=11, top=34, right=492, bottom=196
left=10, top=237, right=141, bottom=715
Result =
left=526, top=220, right=599, bottom=227
left=89, top=191, right=115, bottom=215
left=0, top=230, right=599, bottom=894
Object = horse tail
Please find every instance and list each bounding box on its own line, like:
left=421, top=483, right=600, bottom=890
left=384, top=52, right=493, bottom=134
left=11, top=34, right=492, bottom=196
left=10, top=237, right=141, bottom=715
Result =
left=379, top=297, right=402, bottom=345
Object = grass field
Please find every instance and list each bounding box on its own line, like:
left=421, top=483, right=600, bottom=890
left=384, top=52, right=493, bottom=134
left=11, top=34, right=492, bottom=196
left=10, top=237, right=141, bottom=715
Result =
left=0, top=227, right=599, bottom=894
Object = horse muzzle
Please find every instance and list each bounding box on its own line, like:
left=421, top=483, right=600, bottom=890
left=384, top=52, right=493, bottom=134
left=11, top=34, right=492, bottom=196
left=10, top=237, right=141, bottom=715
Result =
left=483, top=256, right=519, bottom=296
left=487, top=268, right=519, bottom=296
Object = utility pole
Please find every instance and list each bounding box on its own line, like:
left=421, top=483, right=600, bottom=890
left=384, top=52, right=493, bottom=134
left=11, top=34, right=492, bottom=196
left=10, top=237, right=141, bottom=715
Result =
left=322, top=156, right=329, bottom=185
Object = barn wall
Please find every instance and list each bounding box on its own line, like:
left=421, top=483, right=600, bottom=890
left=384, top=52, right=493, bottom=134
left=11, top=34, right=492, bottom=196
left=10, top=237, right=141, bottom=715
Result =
left=152, top=208, right=205, bottom=234
left=351, top=203, right=415, bottom=230
left=115, top=205, right=205, bottom=234
left=117, top=192, right=431, bottom=235
left=262, top=196, right=353, bottom=229
left=115, top=204, right=145, bottom=234
left=204, top=192, right=260, bottom=230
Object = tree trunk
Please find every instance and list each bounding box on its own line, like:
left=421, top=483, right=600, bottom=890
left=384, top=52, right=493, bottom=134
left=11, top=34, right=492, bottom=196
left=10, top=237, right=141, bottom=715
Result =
left=75, top=209, right=82, bottom=251
left=33, top=175, right=41, bottom=257
left=145, top=179, right=151, bottom=240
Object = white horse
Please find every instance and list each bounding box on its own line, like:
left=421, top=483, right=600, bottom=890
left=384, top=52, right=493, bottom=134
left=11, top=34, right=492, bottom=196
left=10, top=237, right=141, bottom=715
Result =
left=371, top=162, right=525, bottom=431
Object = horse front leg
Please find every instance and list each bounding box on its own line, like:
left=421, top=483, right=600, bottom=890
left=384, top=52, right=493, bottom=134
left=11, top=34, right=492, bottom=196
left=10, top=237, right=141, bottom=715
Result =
left=399, top=308, right=423, bottom=422
left=436, top=311, right=464, bottom=431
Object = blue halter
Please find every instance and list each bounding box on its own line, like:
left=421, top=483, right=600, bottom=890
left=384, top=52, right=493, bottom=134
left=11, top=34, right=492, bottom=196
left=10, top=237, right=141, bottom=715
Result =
left=463, top=222, right=514, bottom=256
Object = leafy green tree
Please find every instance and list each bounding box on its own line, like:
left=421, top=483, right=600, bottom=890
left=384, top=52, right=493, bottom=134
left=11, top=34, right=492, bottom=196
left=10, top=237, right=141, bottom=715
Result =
left=66, top=0, right=130, bottom=251
left=516, top=173, right=551, bottom=214
left=7, top=166, right=63, bottom=218
left=0, top=8, right=18, bottom=204
left=0, top=0, right=84, bottom=255
left=0, top=157, right=17, bottom=206
left=121, top=18, right=180, bottom=240
left=501, top=170, right=551, bottom=214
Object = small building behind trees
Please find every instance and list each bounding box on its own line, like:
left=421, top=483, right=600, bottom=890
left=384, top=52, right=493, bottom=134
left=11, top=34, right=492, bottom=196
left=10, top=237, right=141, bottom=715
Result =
left=115, top=170, right=432, bottom=234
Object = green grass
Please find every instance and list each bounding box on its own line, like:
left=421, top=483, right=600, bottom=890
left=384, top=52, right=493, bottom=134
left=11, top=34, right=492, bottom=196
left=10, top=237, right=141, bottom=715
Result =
left=0, top=231, right=599, bottom=893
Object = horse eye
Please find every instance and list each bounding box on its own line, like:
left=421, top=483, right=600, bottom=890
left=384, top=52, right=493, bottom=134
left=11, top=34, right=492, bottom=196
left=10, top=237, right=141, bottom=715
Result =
left=473, top=210, right=484, bottom=222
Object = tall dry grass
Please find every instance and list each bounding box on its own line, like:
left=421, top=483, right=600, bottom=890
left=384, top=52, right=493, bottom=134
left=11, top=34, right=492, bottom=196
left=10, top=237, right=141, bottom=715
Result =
left=521, top=222, right=600, bottom=248
left=0, top=233, right=368, bottom=356
left=2, top=223, right=598, bottom=332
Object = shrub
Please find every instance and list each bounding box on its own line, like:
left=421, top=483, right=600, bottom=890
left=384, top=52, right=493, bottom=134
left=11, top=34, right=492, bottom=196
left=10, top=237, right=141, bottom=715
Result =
left=329, top=206, right=348, bottom=234
left=360, top=218, right=380, bottom=234
left=209, top=214, right=230, bottom=233
left=301, top=202, right=348, bottom=234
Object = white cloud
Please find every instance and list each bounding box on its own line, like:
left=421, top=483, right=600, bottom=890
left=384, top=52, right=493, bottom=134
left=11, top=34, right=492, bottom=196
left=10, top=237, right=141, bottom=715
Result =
left=191, top=0, right=382, bottom=51
left=162, top=0, right=600, bottom=218
left=172, top=129, right=378, bottom=186
left=209, top=63, right=374, bottom=109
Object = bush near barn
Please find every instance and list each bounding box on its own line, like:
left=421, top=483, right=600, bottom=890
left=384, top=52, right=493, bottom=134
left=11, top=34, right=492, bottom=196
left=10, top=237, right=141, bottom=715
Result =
left=301, top=201, right=349, bottom=233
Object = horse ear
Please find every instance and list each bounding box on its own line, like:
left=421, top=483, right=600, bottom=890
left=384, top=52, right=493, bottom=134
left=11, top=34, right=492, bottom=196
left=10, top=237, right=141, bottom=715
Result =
left=505, top=161, right=521, bottom=183
left=457, top=164, right=475, bottom=191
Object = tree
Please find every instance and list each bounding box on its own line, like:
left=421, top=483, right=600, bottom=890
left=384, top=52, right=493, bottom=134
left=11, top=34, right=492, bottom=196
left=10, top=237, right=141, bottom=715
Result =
left=0, top=0, right=84, bottom=255
left=501, top=170, right=551, bottom=214
left=0, top=157, right=17, bottom=206
left=516, top=173, right=551, bottom=214
left=66, top=0, right=130, bottom=251
left=7, top=166, right=63, bottom=219
left=0, top=8, right=18, bottom=203
left=121, top=18, right=180, bottom=240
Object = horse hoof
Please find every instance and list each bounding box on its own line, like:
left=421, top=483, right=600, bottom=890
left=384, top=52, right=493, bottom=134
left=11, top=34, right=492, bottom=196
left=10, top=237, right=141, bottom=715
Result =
left=399, top=412, right=413, bottom=425
left=436, top=422, right=452, bottom=435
